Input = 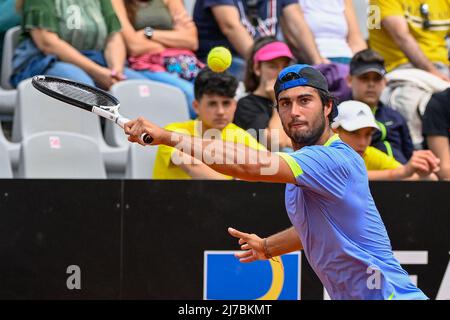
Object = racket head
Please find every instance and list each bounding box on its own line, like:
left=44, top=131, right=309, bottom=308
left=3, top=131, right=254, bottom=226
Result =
left=31, top=75, right=120, bottom=112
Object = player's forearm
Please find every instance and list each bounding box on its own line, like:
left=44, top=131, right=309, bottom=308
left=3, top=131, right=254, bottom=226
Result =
left=150, top=28, right=198, bottom=51
left=265, top=227, right=303, bottom=258
left=162, top=130, right=275, bottom=182
left=104, top=32, right=127, bottom=73
left=220, top=24, right=253, bottom=59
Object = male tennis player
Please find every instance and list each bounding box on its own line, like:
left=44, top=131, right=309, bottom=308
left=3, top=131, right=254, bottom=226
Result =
left=124, top=64, right=438, bottom=300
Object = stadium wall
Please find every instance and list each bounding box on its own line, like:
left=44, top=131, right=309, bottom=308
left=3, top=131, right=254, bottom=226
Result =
left=0, top=180, right=448, bottom=300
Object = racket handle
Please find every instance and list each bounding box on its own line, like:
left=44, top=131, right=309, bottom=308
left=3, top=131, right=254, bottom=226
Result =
left=117, top=117, right=153, bottom=145
left=141, top=133, right=153, bottom=144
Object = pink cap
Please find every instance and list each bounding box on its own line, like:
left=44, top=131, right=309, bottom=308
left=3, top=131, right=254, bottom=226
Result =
left=254, top=41, right=294, bottom=63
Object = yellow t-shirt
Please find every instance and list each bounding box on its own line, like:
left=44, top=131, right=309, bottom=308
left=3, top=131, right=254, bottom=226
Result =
left=152, top=120, right=266, bottom=179
left=369, top=0, right=450, bottom=71
left=363, top=146, right=401, bottom=170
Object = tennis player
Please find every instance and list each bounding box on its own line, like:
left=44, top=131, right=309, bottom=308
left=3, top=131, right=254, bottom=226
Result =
left=124, top=64, right=438, bottom=300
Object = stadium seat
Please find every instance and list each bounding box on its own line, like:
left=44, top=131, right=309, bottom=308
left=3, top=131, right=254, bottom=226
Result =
left=0, top=26, right=21, bottom=115
left=1, top=26, right=20, bottom=90
left=107, top=80, right=189, bottom=179
left=125, top=144, right=159, bottom=179
left=0, top=136, right=13, bottom=178
left=0, top=120, right=19, bottom=172
left=13, top=79, right=127, bottom=176
left=17, top=131, right=106, bottom=179
left=106, top=79, right=190, bottom=147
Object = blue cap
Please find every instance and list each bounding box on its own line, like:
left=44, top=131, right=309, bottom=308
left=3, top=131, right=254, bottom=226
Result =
left=274, top=64, right=329, bottom=100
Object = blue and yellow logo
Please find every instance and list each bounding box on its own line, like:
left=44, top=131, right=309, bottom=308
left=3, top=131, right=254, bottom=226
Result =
left=203, top=251, right=301, bottom=300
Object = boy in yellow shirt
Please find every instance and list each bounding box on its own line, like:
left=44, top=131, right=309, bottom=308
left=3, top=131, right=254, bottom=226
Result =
left=153, top=68, right=265, bottom=179
left=332, top=100, right=439, bottom=180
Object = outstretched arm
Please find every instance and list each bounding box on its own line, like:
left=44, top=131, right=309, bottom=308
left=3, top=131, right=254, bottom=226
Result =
left=228, top=226, right=302, bottom=263
left=124, top=117, right=297, bottom=184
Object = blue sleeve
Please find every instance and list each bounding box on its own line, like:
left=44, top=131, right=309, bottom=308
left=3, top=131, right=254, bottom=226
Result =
left=0, top=0, right=21, bottom=32
left=288, top=146, right=350, bottom=199
left=203, top=0, right=236, bottom=9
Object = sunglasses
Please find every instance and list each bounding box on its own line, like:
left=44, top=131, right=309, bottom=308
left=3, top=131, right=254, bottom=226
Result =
left=420, top=3, right=430, bottom=30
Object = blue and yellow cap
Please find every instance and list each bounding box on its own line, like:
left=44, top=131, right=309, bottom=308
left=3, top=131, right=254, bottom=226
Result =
left=274, top=64, right=329, bottom=101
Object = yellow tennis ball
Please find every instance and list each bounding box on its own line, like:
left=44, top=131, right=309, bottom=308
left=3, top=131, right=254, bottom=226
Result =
left=207, top=47, right=232, bottom=73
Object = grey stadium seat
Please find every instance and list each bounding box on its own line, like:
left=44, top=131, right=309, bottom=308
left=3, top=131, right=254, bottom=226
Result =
left=1, top=26, right=21, bottom=90
left=0, top=120, right=20, bottom=172
left=106, top=79, right=190, bottom=147
left=17, top=131, right=106, bottom=179
left=125, top=144, right=159, bottom=179
left=0, top=137, right=13, bottom=178
left=106, top=80, right=190, bottom=179
left=0, top=26, right=21, bottom=115
left=13, top=79, right=127, bottom=175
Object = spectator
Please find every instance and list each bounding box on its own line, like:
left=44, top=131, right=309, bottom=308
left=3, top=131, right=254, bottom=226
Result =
left=153, top=67, right=265, bottom=179
left=10, top=0, right=146, bottom=90
left=422, top=88, right=450, bottom=180
left=0, top=0, right=21, bottom=73
left=112, top=0, right=200, bottom=119
left=234, top=36, right=293, bottom=150
left=297, top=0, right=367, bottom=64
left=347, top=49, right=414, bottom=164
left=332, top=100, right=439, bottom=180
left=193, top=0, right=327, bottom=79
left=369, top=0, right=450, bottom=81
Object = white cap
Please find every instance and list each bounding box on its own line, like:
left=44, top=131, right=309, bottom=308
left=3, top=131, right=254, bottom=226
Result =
left=331, top=100, right=379, bottom=131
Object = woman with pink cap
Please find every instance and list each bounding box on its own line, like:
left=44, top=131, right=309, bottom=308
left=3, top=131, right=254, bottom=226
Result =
left=234, top=37, right=294, bottom=151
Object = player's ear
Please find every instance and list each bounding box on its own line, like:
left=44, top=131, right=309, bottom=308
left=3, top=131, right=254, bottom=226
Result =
left=192, top=100, right=200, bottom=115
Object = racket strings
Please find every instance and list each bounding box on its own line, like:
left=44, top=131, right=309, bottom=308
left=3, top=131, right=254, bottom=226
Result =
left=44, top=81, right=117, bottom=107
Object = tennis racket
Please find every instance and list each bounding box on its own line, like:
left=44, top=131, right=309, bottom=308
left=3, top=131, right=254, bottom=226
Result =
left=31, top=75, right=153, bottom=144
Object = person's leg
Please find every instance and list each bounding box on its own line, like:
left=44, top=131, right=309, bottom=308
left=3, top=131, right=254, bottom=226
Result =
left=45, top=62, right=95, bottom=86
left=427, top=136, right=450, bottom=180
left=138, top=70, right=196, bottom=119
left=122, top=67, right=148, bottom=80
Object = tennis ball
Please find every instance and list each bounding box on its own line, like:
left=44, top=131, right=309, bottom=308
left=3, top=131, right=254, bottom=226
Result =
left=207, top=46, right=232, bottom=73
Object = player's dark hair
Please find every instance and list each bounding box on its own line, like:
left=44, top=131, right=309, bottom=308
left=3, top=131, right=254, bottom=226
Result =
left=194, top=67, right=239, bottom=100
left=317, top=89, right=338, bottom=123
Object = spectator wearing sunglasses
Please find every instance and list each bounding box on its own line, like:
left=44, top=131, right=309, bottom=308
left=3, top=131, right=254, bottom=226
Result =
left=193, top=0, right=328, bottom=80
left=369, top=0, right=450, bottom=81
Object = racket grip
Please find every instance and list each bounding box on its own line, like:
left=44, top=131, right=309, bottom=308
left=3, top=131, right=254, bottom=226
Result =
left=141, top=133, right=153, bottom=144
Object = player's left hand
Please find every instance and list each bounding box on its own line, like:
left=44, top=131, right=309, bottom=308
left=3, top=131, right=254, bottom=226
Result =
left=228, top=227, right=266, bottom=263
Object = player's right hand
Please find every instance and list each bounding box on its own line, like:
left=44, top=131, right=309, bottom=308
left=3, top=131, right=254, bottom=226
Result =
left=124, top=117, right=166, bottom=146
left=228, top=227, right=267, bottom=263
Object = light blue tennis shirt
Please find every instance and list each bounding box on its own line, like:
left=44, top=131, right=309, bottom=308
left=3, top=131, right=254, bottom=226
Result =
left=278, top=134, right=427, bottom=300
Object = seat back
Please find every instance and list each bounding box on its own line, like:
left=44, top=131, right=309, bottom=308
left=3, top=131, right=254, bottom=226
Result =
left=18, top=131, right=106, bottom=179
left=1, top=26, right=21, bottom=90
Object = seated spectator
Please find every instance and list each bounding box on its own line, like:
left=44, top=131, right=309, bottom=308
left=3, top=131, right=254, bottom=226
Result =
left=332, top=100, right=439, bottom=180
left=0, top=0, right=21, bottom=73
left=422, top=88, right=450, bottom=180
left=369, top=0, right=450, bottom=81
left=193, top=0, right=326, bottom=80
left=234, top=36, right=293, bottom=150
left=153, top=67, right=265, bottom=179
left=347, top=49, right=414, bottom=164
left=10, top=0, right=146, bottom=90
left=297, top=0, right=367, bottom=64
left=112, top=0, right=200, bottom=119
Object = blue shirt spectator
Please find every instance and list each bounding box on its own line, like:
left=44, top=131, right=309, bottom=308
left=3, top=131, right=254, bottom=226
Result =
left=193, top=0, right=326, bottom=79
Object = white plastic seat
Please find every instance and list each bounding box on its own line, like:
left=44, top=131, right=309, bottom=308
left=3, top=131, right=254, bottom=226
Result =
left=17, top=131, right=106, bottom=179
